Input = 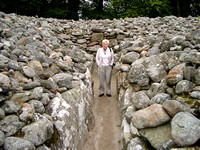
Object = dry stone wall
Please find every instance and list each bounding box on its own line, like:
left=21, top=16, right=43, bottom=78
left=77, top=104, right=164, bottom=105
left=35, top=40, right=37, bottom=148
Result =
left=114, top=18, right=200, bottom=149
left=0, top=12, right=94, bottom=150
left=0, top=11, right=200, bottom=150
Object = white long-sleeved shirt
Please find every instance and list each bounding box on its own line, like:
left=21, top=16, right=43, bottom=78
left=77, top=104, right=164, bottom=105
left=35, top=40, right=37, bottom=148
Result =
left=96, top=47, right=114, bottom=67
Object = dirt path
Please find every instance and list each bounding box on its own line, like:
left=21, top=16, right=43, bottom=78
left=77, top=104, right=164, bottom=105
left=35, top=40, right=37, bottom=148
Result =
left=82, top=67, right=122, bottom=150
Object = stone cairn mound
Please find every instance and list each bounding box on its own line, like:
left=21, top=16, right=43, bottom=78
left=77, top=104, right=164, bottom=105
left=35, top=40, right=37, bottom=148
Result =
left=0, top=11, right=200, bottom=149
left=0, top=12, right=94, bottom=150
left=116, top=18, right=200, bottom=149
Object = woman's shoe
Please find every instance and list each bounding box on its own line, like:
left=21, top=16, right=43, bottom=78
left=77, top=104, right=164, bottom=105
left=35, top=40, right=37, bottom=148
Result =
left=106, top=94, right=112, bottom=97
left=99, top=93, right=104, bottom=97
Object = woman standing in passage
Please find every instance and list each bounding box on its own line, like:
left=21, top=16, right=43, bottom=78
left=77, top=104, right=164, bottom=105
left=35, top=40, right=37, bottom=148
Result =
left=96, top=39, right=114, bottom=97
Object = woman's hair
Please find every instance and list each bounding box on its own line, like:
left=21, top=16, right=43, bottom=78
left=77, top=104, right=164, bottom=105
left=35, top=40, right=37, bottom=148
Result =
left=102, top=39, right=109, bottom=45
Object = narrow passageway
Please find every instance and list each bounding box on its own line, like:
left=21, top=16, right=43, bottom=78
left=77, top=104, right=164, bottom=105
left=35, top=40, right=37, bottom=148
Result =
left=82, top=66, right=122, bottom=150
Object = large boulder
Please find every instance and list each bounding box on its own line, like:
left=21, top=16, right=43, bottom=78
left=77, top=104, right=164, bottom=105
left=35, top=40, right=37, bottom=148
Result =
left=132, top=104, right=170, bottom=129
left=121, top=52, right=140, bottom=64
left=139, top=123, right=175, bottom=150
left=22, top=115, right=54, bottom=146
left=171, top=112, right=200, bottom=146
left=4, top=137, right=35, bottom=150
left=127, top=64, right=149, bottom=87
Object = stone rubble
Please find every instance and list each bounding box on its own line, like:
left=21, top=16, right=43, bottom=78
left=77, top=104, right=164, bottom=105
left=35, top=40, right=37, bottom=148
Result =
left=0, top=11, right=200, bottom=149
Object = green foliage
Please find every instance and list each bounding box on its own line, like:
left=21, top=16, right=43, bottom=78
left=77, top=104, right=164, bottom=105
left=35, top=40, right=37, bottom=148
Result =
left=116, top=123, right=121, bottom=127
left=0, top=0, right=199, bottom=19
left=80, top=0, right=115, bottom=20
left=110, top=0, right=172, bottom=18
left=45, top=8, right=69, bottom=19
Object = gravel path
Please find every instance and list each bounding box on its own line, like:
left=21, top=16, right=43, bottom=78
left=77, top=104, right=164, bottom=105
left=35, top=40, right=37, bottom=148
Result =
left=82, top=67, right=122, bottom=150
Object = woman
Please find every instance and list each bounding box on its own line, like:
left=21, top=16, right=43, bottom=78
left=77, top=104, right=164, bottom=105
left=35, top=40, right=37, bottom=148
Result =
left=96, top=39, right=114, bottom=97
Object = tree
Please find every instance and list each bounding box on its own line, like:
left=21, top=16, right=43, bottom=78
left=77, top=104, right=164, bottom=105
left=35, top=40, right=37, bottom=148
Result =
left=169, top=0, right=200, bottom=17
left=44, top=0, right=69, bottom=19
left=0, top=0, right=199, bottom=19
left=0, top=0, right=48, bottom=17
left=80, top=0, right=114, bottom=19
left=68, top=0, right=80, bottom=20
left=191, top=0, right=200, bottom=16
left=110, top=0, right=172, bottom=18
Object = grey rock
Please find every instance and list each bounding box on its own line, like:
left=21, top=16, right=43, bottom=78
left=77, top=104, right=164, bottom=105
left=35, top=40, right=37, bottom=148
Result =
left=0, top=61, right=8, bottom=70
left=183, top=66, right=197, bottom=81
left=10, top=92, right=29, bottom=102
left=74, top=63, right=87, bottom=73
left=22, top=117, right=53, bottom=146
left=0, top=73, right=10, bottom=86
left=77, top=39, right=87, bottom=44
left=146, top=55, right=167, bottom=82
left=120, top=64, right=130, bottom=72
left=171, top=112, right=200, bottom=146
left=0, top=108, right=5, bottom=120
left=139, top=123, right=175, bottom=150
left=131, top=91, right=150, bottom=109
left=8, top=61, right=22, bottom=71
left=22, top=66, right=36, bottom=78
left=0, top=54, right=11, bottom=62
left=30, top=100, right=45, bottom=114
left=147, top=44, right=160, bottom=56
left=19, top=103, right=35, bottom=122
left=121, top=52, right=140, bottom=64
left=127, top=137, right=145, bottom=150
left=0, top=131, right=5, bottom=146
left=190, top=91, right=200, bottom=99
left=16, top=37, right=28, bottom=46
left=55, top=60, right=71, bottom=71
left=194, top=67, right=200, bottom=85
left=175, top=80, right=194, bottom=95
left=52, top=72, right=72, bottom=82
left=127, top=64, right=149, bottom=86
left=57, top=77, right=73, bottom=89
left=46, top=87, right=90, bottom=150
left=4, top=137, right=35, bottom=150
left=179, top=52, right=200, bottom=64
left=36, top=145, right=50, bottom=150
left=160, top=40, right=174, bottom=52
left=23, top=81, right=41, bottom=90
left=29, top=60, right=44, bottom=73
left=73, top=49, right=87, bottom=63
left=0, top=115, right=25, bottom=136
left=2, top=101, right=21, bottom=114
left=163, top=100, right=190, bottom=117
left=147, top=83, right=166, bottom=99
left=51, top=40, right=60, bottom=50
left=40, top=80, right=57, bottom=93
left=150, top=93, right=171, bottom=104
left=40, top=93, right=50, bottom=106
left=11, top=49, right=24, bottom=56
left=41, top=30, right=51, bottom=38
left=190, top=29, right=200, bottom=44
left=193, top=86, right=200, bottom=91
left=29, top=87, right=43, bottom=100
left=132, top=104, right=170, bottom=129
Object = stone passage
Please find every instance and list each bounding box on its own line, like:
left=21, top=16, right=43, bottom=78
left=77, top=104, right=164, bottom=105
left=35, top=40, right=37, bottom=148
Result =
left=1, top=11, right=200, bottom=150
left=82, top=67, right=122, bottom=150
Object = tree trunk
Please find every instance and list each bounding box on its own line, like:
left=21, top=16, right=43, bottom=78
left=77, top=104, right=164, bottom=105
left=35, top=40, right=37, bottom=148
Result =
left=176, top=0, right=180, bottom=16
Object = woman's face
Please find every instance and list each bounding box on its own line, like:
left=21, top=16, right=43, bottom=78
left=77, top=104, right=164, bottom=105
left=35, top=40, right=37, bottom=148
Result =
left=102, top=42, right=109, bottom=50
